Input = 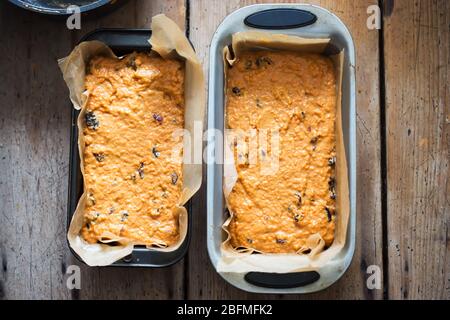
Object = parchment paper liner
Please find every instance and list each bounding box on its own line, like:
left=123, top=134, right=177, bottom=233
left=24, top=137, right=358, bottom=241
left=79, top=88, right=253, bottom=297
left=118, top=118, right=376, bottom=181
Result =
left=218, top=32, right=349, bottom=273
left=58, top=15, right=205, bottom=266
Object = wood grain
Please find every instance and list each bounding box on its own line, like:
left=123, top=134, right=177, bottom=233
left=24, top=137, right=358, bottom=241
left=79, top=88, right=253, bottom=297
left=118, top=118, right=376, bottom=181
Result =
left=0, top=2, right=74, bottom=300
left=187, top=0, right=383, bottom=299
left=383, top=0, right=450, bottom=299
left=0, top=0, right=186, bottom=300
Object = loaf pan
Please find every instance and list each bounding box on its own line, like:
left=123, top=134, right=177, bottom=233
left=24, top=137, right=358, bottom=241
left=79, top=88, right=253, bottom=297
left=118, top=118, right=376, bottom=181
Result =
left=67, top=29, right=192, bottom=267
left=207, top=4, right=356, bottom=293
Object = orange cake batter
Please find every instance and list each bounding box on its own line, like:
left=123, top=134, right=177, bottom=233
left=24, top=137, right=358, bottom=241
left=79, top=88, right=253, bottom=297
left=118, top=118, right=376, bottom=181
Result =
left=226, top=50, right=337, bottom=253
left=80, top=52, right=184, bottom=247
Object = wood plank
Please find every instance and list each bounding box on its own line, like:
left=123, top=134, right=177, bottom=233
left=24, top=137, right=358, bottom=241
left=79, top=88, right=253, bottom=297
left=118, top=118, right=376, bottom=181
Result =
left=188, top=0, right=383, bottom=299
left=0, top=0, right=186, bottom=300
left=0, top=2, right=74, bottom=300
left=383, top=0, right=449, bottom=300
left=70, top=0, right=187, bottom=300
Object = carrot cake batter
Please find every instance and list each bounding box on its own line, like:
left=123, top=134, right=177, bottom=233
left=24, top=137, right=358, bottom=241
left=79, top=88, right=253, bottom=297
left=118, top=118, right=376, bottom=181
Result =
left=81, top=52, right=184, bottom=247
left=226, top=50, right=336, bottom=253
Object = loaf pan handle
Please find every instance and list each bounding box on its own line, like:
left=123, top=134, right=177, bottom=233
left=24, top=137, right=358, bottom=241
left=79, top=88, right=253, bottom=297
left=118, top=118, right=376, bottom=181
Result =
left=244, top=271, right=320, bottom=289
left=80, top=29, right=152, bottom=50
left=244, top=8, right=317, bottom=30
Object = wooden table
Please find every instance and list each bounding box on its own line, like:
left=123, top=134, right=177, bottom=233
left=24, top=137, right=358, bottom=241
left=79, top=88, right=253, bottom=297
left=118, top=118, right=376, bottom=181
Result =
left=0, top=0, right=448, bottom=300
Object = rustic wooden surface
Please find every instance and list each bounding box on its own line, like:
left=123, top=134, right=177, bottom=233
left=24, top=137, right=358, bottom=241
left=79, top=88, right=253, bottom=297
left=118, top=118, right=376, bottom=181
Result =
left=0, top=0, right=447, bottom=300
left=383, top=0, right=449, bottom=299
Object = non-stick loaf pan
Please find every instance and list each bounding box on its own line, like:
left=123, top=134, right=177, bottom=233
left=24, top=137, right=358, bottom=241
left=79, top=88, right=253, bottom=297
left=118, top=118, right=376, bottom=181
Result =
left=207, top=4, right=356, bottom=293
left=67, top=29, right=192, bottom=267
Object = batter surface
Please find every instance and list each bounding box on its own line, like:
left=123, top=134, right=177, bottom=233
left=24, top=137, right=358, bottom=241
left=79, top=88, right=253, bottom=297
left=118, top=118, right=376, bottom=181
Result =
left=226, top=50, right=336, bottom=253
left=81, top=52, right=184, bottom=247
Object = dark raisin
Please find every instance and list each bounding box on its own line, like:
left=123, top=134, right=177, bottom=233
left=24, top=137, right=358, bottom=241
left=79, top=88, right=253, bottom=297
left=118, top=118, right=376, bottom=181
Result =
left=126, top=54, right=137, bottom=70
left=171, top=172, right=178, bottom=185
left=121, top=211, right=129, bottom=222
left=85, top=111, right=99, bottom=130
left=294, top=213, right=304, bottom=223
left=328, top=156, right=336, bottom=166
left=325, top=207, right=333, bottom=222
left=329, top=188, right=336, bottom=199
left=245, top=60, right=253, bottom=69
left=301, top=111, right=306, bottom=119
left=328, top=177, right=336, bottom=189
left=276, top=239, right=286, bottom=244
left=87, top=192, right=95, bottom=206
left=85, top=222, right=90, bottom=229
left=310, top=136, right=319, bottom=145
left=93, top=152, right=105, bottom=162
left=246, top=238, right=253, bottom=244
left=152, top=146, right=160, bottom=158
left=256, top=98, right=262, bottom=108
left=153, top=113, right=163, bottom=123
left=330, top=186, right=336, bottom=198
left=256, top=56, right=272, bottom=67
left=138, top=162, right=144, bottom=179
left=310, top=136, right=319, bottom=151
left=294, top=191, right=302, bottom=206
left=232, top=87, right=241, bottom=96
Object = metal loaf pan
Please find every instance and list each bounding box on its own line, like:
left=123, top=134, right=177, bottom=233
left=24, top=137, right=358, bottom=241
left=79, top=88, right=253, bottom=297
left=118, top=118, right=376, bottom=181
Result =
left=207, top=4, right=356, bottom=293
left=67, top=29, right=192, bottom=267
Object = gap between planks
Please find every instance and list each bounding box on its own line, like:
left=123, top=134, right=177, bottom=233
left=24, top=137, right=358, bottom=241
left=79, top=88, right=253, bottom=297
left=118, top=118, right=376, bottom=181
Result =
left=378, top=0, right=389, bottom=300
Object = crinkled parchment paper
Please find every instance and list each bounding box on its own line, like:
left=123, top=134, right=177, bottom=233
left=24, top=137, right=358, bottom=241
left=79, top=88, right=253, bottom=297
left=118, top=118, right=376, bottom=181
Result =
left=58, top=14, right=204, bottom=266
left=218, top=31, right=349, bottom=273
